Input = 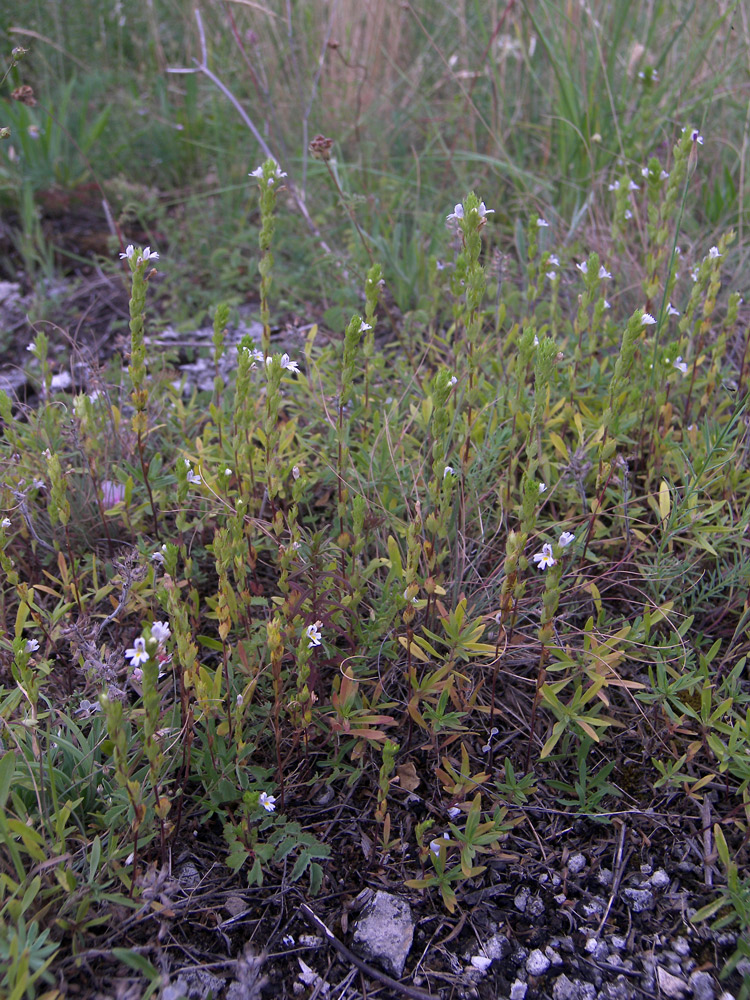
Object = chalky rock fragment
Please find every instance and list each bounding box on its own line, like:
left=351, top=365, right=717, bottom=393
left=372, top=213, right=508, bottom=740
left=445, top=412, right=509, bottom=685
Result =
left=352, top=890, right=414, bottom=977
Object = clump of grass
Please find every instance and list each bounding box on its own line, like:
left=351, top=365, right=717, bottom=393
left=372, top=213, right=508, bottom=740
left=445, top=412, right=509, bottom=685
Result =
left=1, top=125, right=749, bottom=991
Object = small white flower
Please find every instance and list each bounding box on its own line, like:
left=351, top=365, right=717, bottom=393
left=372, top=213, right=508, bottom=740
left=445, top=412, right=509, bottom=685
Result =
left=532, top=543, right=556, bottom=570
left=280, top=353, right=301, bottom=374
left=447, top=203, right=464, bottom=222
left=25, top=639, right=40, bottom=653
left=673, top=356, right=688, bottom=375
left=449, top=375, right=458, bottom=386
left=77, top=698, right=101, bottom=716
left=443, top=465, right=455, bottom=479
left=608, top=180, right=620, bottom=191
left=624, top=209, right=633, bottom=220
left=150, top=621, right=171, bottom=644
left=667, top=303, right=680, bottom=317
left=661, top=170, right=669, bottom=180
left=186, top=468, right=202, bottom=485
left=689, top=128, right=704, bottom=145
left=533, top=335, right=540, bottom=346
left=32, top=478, right=45, bottom=490
left=249, top=165, right=264, bottom=179
left=292, top=465, right=301, bottom=480
left=447, top=807, right=462, bottom=820
left=598, top=265, right=611, bottom=279
left=139, top=246, right=159, bottom=262
left=306, top=621, right=323, bottom=648
left=628, top=180, right=639, bottom=191
left=236, top=693, right=244, bottom=707
left=538, top=482, right=547, bottom=493
left=708, top=246, right=721, bottom=259
left=603, top=300, right=611, bottom=310
left=546, top=271, right=557, bottom=280
left=225, top=468, right=232, bottom=476
left=641, top=312, right=657, bottom=325
left=124, top=636, right=149, bottom=667
left=641, top=167, right=650, bottom=178
left=119, top=245, right=136, bottom=260
left=477, top=201, right=494, bottom=218
left=559, top=531, right=576, bottom=548
left=359, top=320, right=372, bottom=333
left=576, top=261, right=588, bottom=274
left=537, top=218, right=549, bottom=227
left=26, top=342, right=36, bottom=353
left=259, top=791, right=277, bottom=812
left=430, top=833, right=450, bottom=856
left=1, top=518, right=10, bottom=529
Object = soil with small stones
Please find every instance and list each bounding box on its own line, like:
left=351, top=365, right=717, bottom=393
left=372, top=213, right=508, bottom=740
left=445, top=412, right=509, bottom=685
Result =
left=1, top=220, right=748, bottom=1000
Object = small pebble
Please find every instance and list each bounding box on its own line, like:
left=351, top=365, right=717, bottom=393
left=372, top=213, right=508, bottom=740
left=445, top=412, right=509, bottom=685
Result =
left=650, top=868, right=670, bottom=889
left=657, top=967, right=688, bottom=997
left=514, top=887, right=530, bottom=912
left=640, top=863, right=653, bottom=875
left=689, top=970, right=715, bottom=1000
left=568, top=852, right=587, bottom=874
left=526, top=948, right=551, bottom=976
left=597, top=868, right=613, bottom=887
left=510, top=981, right=528, bottom=1000
left=622, top=887, right=654, bottom=912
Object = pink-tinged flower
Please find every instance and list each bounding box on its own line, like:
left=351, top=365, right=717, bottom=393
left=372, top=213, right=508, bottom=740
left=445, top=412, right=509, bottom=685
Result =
left=641, top=312, right=657, bottom=325
left=259, top=791, right=277, bottom=812
left=559, top=531, right=576, bottom=547
left=101, top=480, right=125, bottom=509
left=306, top=621, right=323, bottom=648
left=532, top=543, right=556, bottom=570
left=125, top=636, right=149, bottom=667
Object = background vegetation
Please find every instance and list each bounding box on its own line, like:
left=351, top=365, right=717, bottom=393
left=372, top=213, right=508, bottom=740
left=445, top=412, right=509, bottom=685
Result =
left=0, top=1, right=749, bottom=997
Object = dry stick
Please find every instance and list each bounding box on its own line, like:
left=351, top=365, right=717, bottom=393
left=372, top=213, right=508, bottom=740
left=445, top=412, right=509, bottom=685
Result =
left=594, top=820, right=629, bottom=938
left=169, top=9, right=335, bottom=259
left=299, top=904, right=435, bottom=1000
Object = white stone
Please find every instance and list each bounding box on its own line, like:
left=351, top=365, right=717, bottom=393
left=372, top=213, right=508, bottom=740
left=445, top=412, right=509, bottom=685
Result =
left=657, top=967, right=688, bottom=998
left=352, top=890, right=414, bottom=978
left=526, top=948, right=551, bottom=975
left=568, top=853, right=587, bottom=873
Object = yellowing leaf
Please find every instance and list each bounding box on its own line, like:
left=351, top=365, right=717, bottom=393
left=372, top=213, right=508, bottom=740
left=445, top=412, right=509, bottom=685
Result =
left=398, top=636, right=430, bottom=661
left=548, top=432, right=569, bottom=460
left=659, top=479, right=671, bottom=523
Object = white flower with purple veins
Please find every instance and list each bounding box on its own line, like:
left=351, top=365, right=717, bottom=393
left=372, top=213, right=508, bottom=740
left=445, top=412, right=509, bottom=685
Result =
left=537, top=218, right=550, bottom=227
left=119, top=245, right=136, bottom=260
left=532, top=543, right=556, bottom=570
left=125, top=636, right=149, bottom=667
left=641, top=312, right=657, bottom=325
left=576, top=261, right=588, bottom=274
left=359, top=320, right=372, bottom=333
left=682, top=127, right=704, bottom=145
left=280, top=353, right=300, bottom=374
left=25, top=639, right=40, bottom=653
left=259, top=792, right=277, bottom=812
left=708, top=246, right=721, bottom=259
left=306, top=621, right=323, bottom=648
left=559, top=531, right=576, bottom=548
left=430, top=832, right=450, bottom=856
left=151, top=621, right=171, bottom=645
left=598, top=266, right=611, bottom=279
left=673, top=356, right=688, bottom=375
left=447, top=203, right=464, bottom=222
left=667, top=303, right=680, bottom=317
